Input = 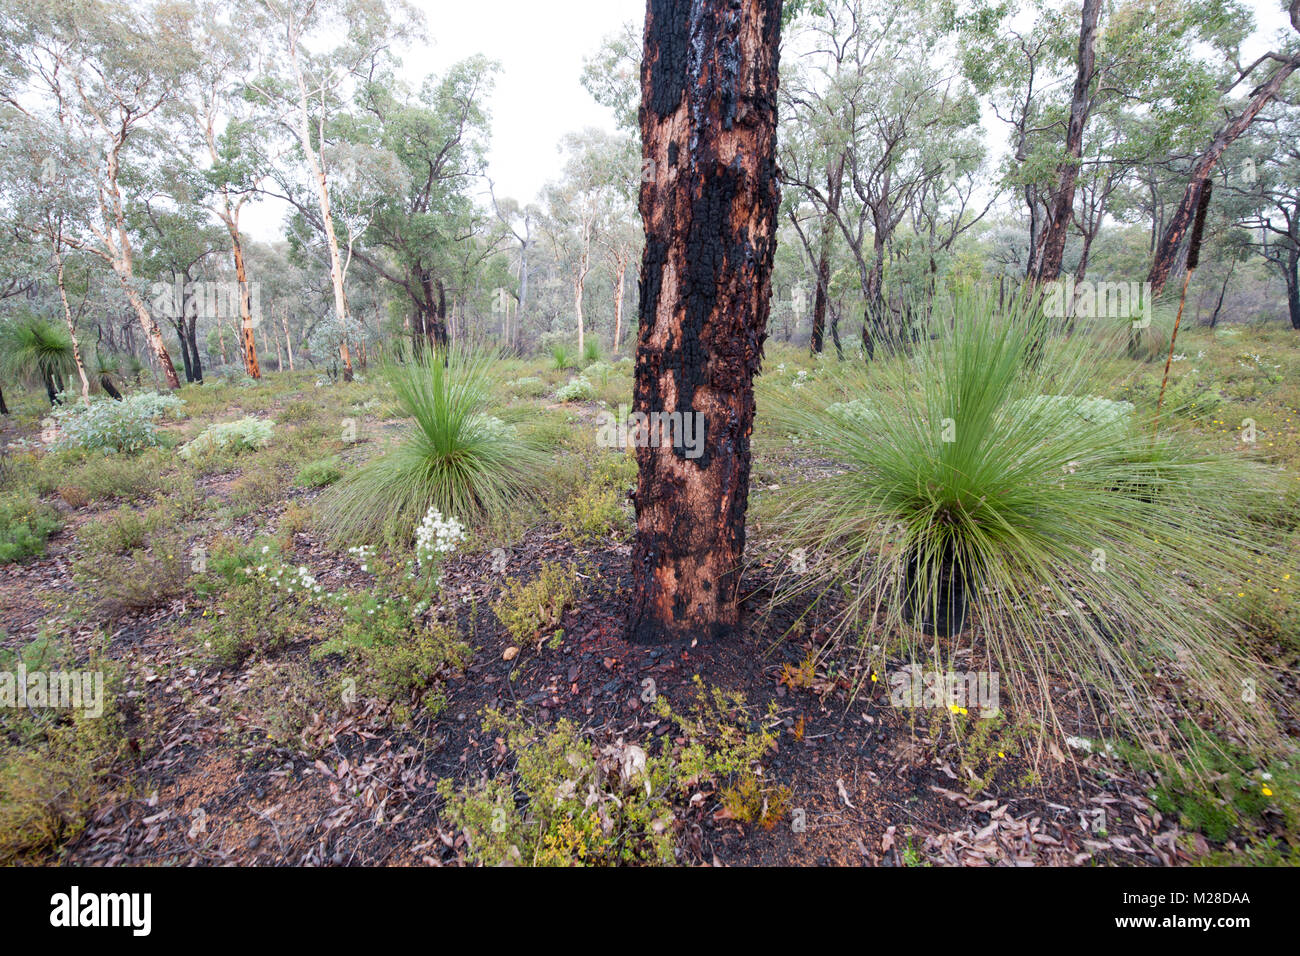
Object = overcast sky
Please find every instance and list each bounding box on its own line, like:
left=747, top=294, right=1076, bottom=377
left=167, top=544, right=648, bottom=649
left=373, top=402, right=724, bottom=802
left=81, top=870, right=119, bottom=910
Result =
left=243, top=0, right=1295, bottom=240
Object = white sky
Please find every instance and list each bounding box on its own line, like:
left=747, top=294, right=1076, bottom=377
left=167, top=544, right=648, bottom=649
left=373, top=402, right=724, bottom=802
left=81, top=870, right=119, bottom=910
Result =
left=243, top=0, right=1295, bottom=240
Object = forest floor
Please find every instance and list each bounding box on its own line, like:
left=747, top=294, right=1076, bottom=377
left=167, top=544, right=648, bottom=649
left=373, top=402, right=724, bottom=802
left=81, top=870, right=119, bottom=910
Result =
left=1, top=324, right=1298, bottom=867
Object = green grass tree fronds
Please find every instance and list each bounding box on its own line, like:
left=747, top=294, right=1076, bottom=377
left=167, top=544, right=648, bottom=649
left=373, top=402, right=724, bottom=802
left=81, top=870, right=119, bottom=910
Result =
left=317, top=348, right=546, bottom=546
left=758, top=292, right=1286, bottom=759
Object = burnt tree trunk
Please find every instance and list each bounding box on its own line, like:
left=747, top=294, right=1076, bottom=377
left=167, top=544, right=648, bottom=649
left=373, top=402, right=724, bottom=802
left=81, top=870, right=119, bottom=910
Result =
left=1148, top=58, right=1300, bottom=295
left=627, top=0, right=782, bottom=645
left=1035, top=0, right=1100, bottom=283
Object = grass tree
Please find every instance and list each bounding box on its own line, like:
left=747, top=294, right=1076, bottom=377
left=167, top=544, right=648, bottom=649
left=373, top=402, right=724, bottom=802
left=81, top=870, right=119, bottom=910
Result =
left=761, top=293, right=1284, bottom=755
left=317, top=349, right=545, bottom=545
left=626, top=0, right=783, bottom=644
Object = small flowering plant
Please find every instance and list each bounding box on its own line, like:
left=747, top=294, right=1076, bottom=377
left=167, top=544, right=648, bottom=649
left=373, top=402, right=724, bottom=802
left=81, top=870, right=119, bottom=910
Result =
left=414, top=507, right=466, bottom=584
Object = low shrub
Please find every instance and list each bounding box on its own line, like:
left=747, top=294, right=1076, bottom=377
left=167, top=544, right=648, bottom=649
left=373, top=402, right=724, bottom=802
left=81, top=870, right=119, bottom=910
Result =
left=493, top=561, right=582, bottom=645
left=0, top=493, right=61, bottom=563
left=180, top=417, right=274, bottom=460
left=554, top=377, right=595, bottom=403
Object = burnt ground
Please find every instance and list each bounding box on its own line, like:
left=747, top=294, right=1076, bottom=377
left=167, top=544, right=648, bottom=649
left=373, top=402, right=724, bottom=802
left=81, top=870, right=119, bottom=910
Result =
left=0, top=474, right=1234, bottom=867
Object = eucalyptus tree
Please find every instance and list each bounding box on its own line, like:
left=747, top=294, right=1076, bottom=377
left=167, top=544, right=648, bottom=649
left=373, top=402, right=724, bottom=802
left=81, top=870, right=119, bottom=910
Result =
left=134, top=186, right=226, bottom=383
left=1222, top=102, right=1300, bottom=328
left=246, top=0, right=418, bottom=380
left=489, top=186, right=539, bottom=348
left=0, top=0, right=192, bottom=388
left=782, top=0, right=985, bottom=355
left=541, top=128, right=631, bottom=355
left=1147, top=0, right=1300, bottom=295
left=348, top=57, right=495, bottom=354
left=626, top=0, right=782, bottom=645
left=182, top=0, right=283, bottom=380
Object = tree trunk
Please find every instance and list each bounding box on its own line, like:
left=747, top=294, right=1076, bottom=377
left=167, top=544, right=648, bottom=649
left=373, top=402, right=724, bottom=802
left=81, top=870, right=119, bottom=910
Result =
left=575, top=273, right=586, bottom=355
left=811, top=153, right=845, bottom=355
left=627, top=0, right=782, bottom=645
left=1036, top=0, right=1100, bottom=283
left=0, top=383, right=8, bottom=415
left=1287, top=249, right=1300, bottom=330
left=55, top=257, right=92, bottom=406
left=613, top=254, right=627, bottom=355
left=186, top=314, right=203, bottom=383
left=230, top=229, right=261, bottom=380
left=1148, top=55, right=1300, bottom=295
left=120, top=276, right=181, bottom=389
left=281, top=305, right=295, bottom=371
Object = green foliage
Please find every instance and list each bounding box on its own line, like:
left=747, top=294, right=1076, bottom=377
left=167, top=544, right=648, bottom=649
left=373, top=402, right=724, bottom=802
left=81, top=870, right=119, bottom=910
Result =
left=295, top=456, right=344, bottom=488
left=582, top=337, right=601, bottom=364
left=180, top=416, right=275, bottom=460
left=505, top=375, right=547, bottom=398
left=71, top=529, right=192, bottom=619
left=200, top=564, right=312, bottom=666
left=553, top=376, right=594, bottom=403
left=0, top=317, right=74, bottom=392
left=438, top=685, right=783, bottom=865
left=312, top=593, right=469, bottom=717
left=549, top=343, right=572, bottom=371
left=0, top=638, right=125, bottom=864
left=762, top=293, right=1281, bottom=755
left=76, top=505, right=157, bottom=556
left=33, top=449, right=169, bottom=503
left=438, top=713, right=676, bottom=866
left=48, top=396, right=167, bottom=454
left=317, top=350, right=545, bottom=544
left=1118, top=722, right=1299, bottom=844
left=493, top=562, right=582, bottom=645
left=558, top=452, right=636, bottom=543
left=0, top=492, right=61, bottom=563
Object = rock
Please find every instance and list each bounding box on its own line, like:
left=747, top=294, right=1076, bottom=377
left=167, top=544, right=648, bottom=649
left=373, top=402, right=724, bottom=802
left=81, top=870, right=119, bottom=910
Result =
left=503, top=646, right=519, bottom=661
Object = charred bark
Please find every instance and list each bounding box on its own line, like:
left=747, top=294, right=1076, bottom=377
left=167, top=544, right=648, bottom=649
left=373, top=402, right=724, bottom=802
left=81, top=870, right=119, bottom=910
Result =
left=627, top=0, right=783, bottom=645
left=1149, top=54, right=1300, bottom=295
left=1035, top=0, right=1100, bottom=283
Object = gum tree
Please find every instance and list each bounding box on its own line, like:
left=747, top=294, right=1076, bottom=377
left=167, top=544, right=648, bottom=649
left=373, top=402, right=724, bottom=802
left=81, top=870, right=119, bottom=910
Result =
left=0, top=0, right=189, bottom=388
left=627, top=0, right=783, bottom=645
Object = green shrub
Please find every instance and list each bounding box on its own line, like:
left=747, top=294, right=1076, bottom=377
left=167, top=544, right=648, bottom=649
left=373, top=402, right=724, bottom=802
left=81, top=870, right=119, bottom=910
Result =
left=438, top=714, right=676, bottom=866
left=199, top=563, right=312, bottom=665
left=554, top=377, right=595, bottom=403
left=47, top=397, right=164, bottom=454
left=296, top=456, right=343, bottom=488
left=180, top=416, right=274, bottom=460
left=505, top=376, right=547, bottom=398
left=71, top=530, right=193, bottom=619
left=437, top=685, right=780, bottom=866
left=0, top=493, right=61, bottom=563
left=312, top=593, right=469, bottom=717
left=0, top=638, right=125, bottom=864
left=43, top=450, right=168, bottom=502
left=494, top=562, right=582, bottom=645
left=77, top=505, right=157, bottom=556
